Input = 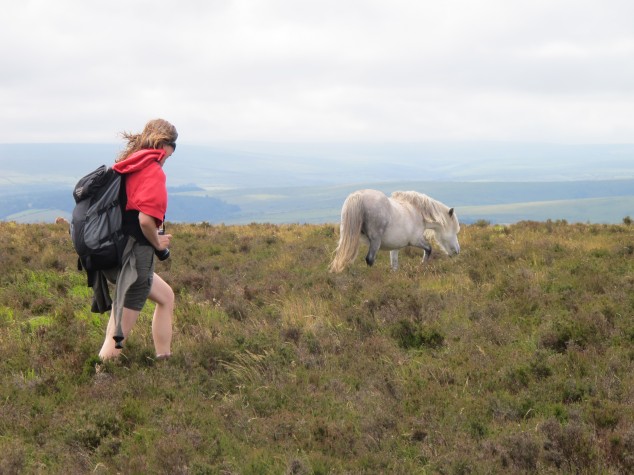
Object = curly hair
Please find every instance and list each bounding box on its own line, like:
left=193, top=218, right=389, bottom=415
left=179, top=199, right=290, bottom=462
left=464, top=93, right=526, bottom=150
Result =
left=116, top=118, right=178, bottom=162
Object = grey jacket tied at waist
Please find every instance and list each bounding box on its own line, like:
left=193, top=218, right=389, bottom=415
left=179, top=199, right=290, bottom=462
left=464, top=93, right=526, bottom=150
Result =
left=111, top=237, right=138, bottom=348
left=89, top=237, right=138, bottom=348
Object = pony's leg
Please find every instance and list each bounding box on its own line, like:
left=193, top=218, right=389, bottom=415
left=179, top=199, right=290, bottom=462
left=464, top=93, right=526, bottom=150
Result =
left=390, top=250, right=399, bottom=270
left=414, top=237, right=432, bottom=264
left=365, top=238, right=381, bottom=267
left=422, top=245, right=432, bottom=263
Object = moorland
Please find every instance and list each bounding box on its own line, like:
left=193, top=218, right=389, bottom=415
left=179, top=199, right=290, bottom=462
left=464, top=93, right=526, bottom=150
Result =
left=1, top=219, right=634, bottom=474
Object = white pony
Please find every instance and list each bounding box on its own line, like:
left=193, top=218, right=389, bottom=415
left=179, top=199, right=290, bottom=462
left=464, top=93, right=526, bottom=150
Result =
left=329, top=189, right=460, bottom=273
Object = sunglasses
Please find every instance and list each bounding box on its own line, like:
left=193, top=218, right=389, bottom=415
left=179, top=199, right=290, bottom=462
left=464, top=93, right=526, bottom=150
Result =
left=166, top=142, right=177, bottom=151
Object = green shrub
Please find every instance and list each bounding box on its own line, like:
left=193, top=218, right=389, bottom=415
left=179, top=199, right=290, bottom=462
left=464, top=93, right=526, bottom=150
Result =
left=390, top=320, right=444, bottom=350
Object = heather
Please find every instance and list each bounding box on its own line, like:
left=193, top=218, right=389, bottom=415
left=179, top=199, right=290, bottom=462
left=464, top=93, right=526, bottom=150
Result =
left=1, top=219, right=633, bottom=474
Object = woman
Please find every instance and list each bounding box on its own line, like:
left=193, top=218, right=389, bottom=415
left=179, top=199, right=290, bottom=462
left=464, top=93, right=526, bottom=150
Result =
left=98, top=118, right=177, bottom=360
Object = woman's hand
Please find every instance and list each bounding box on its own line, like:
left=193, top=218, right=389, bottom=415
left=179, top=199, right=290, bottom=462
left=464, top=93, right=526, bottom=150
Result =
left=156, top=231, right=172, bottom=251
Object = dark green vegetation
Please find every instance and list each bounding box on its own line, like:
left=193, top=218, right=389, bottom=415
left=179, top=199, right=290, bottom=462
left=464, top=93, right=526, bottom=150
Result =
left=1, top=220, right=634, bottom=474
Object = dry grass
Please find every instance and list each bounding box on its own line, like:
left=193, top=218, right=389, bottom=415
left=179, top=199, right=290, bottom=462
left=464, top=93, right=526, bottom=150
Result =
left=1, top=219, right=633, bottom=474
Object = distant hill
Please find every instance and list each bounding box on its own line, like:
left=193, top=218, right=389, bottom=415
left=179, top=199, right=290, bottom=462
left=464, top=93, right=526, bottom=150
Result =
left=205, top=180, right=634, bottom=225
left=1, top=142, right=633, bottom=224
left=3, top=179, right=633, bottom=225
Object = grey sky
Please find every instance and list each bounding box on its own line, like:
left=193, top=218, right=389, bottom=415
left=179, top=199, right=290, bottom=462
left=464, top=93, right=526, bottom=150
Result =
left=2, top=0, right=634, bottom=143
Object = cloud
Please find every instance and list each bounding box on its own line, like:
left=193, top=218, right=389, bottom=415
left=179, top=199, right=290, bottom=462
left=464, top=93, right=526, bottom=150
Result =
left=1, top=0, right=634, bottom=143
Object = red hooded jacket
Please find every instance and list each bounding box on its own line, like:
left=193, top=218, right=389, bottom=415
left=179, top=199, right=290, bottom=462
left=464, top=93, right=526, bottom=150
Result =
left=113, top=149, right=167, bottom=225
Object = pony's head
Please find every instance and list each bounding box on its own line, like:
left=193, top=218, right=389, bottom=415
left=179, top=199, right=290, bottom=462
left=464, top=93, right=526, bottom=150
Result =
left=393, top=191, right=461, bottom=256
left=425, top=207, right=461, bottom=256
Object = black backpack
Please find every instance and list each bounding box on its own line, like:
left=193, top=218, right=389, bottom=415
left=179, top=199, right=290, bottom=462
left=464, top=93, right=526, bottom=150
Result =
left=70, top=165, right=127, bottom=272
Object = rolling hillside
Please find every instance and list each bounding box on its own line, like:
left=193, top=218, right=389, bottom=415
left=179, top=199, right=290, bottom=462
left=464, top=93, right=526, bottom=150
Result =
left=1, top=220, right=633, bottom=473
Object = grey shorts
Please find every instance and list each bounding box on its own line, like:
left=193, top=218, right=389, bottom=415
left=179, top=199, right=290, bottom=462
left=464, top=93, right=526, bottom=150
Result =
left=104, top=239, right=155, bottom=311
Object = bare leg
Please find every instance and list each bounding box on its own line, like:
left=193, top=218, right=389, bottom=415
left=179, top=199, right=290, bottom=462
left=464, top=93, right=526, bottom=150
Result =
left=389, top=250, right=399, bottom=270
left=99, top=307, right=141, bottom=360
left=98, top=272, right=174, bottom=360
left=148, top=273, right=174, bottom=357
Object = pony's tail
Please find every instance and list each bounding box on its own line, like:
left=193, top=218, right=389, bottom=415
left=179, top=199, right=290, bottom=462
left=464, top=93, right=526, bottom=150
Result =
left=329, top=193, right=363, bottom=273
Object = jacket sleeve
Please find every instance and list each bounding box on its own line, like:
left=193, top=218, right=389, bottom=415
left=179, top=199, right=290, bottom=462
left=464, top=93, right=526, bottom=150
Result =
left=90, top=270, right=113, bottom=313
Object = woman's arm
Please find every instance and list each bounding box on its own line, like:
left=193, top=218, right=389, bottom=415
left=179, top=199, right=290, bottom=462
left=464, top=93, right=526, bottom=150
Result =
left=138, top=211, right=171, bottom=250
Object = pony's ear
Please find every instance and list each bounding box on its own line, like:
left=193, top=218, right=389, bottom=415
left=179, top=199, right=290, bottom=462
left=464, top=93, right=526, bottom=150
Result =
left=449, top=208, right=455, bottom=217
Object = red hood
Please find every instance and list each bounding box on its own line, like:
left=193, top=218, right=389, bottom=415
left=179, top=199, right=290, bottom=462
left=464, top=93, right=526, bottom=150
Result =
left=113, top=149, right=165, bottom=174
left=113, top=149, right=168, bottom=224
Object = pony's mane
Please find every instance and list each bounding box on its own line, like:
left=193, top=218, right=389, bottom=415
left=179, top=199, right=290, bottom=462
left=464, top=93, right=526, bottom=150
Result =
left=391, top=191, right=451, bottom=226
